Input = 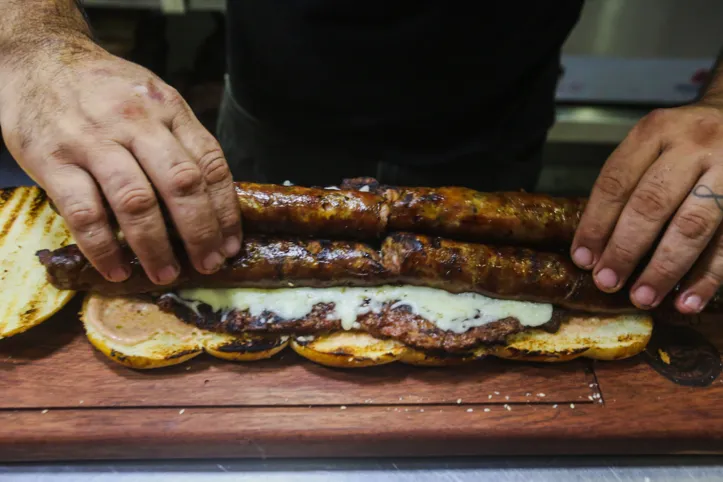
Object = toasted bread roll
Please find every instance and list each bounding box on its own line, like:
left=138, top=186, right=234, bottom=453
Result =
left=493, top=313, right=653, bottom=362
left=81, top=294, right=288, bottom=369
left=290, top=331, right=406, bottom=368
left=0, top=187, right=76, bottom=338
left=80, top=294, right=652, bottom=369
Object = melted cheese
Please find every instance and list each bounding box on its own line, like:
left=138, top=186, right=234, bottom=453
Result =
left=178, top=286, right=553, bottom=334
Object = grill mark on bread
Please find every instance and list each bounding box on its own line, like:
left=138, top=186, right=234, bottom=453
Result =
left=0, top=187, right=31, bottom=243
left=25, top=189, right=49, bottom=227
left=0, top=187, right=18, bottom=207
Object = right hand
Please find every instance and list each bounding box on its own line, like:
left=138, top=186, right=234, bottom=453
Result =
left=0, top=40, right=242, bottom=285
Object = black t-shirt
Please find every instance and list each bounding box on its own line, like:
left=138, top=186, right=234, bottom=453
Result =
left=226, top=1, right=584, bottom=165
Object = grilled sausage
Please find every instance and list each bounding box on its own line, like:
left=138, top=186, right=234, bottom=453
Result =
left=39, top=232, right=722, bottom=314
left=236, top=182, right=389, bottom=238
left=383, top=186, right=586, bottom=247
left=37, top=237, right=391, bottom=295
left=382, top=233, right=648, bottom=313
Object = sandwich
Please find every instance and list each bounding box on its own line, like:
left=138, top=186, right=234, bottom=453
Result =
left=8, top=179, right=710, bottom=369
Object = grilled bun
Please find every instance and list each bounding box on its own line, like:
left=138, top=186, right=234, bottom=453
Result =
left=0, top=187, right=76, bottom=338
left=80, top=294, right=653, bottom=369
left=290, top=331, right=407, bottom=368
left=491, top=313, right=653, bottom=362
left=81, top=294, right=288, bottom=369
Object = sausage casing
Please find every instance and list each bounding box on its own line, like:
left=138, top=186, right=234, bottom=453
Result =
left=236, top=182, right=389, bottom=238
left=383, top=186, right=586, bottom=247
left=381, top=232, right=638, bottom=313
left=37, top=237, right=391, bottom=295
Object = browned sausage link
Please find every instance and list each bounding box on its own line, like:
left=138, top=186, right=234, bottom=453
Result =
left=381, top=232, right=636, bottom=313
left=37, top=237, right=391, bottom=295
left=381, top=185, right=586, bottom=247
left=235, top=182, right=389, bottom=238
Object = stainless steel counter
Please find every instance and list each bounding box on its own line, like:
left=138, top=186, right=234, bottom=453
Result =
left=2, top=457, right=723, bottom=481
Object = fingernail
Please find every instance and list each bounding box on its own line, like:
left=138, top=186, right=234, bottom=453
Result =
left=572, top=247, right=594, bottom=268
left=203, top=251, right=225, bottom=272
left=109, top=266, right=130, bottom=282
left=683, top=293, right=704, bottom=313
left=221, top=235, right=241, bottom=257
left=595, top=268, right=619, bottom=290
left=156, top=265, right=179, bottom=285
left=633, top=285, right=657, bottom=307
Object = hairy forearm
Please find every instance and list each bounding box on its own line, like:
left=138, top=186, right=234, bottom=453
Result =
left=0, top=0, right=93, bottom=73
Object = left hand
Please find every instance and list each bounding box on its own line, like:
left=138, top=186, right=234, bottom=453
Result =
left=571, top=102, right=723, bottom=314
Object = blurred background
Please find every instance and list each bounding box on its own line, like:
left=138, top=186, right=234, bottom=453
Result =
left=1, top=0, right=721, bottom=194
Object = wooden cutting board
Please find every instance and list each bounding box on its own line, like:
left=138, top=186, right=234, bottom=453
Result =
left=1, top=299, right=723, bottom=462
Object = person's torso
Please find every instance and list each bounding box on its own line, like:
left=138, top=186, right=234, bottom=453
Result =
left=225, top=1, right=584, bottom=164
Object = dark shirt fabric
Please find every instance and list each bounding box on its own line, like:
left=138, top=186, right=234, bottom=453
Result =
left=225, top=1, right=583, bottom=167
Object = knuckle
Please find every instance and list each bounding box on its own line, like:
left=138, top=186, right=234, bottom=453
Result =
left=630, top=109, right=668, bottom=139
left=608, top=239, right=638, bottom=266
left=64, top=201, right=105, bottom=232
left=636, top=108, right=669, bottom=133
left=628, top=184, right=669, bottom=223
left=673, top=207, right=716, bottom=243
left=168, top=162, right=204, bottom=197
left=216, top=205, right=241, bottom=230
left=691, top=115, right=723, bottom=147
left=82, top=236, right=119, bottom=262
left=700, top=269, right=723, bottom=291
left=186, top=224, right=219, bottom=247
left=576, top=218, right=607, bottom=241
left=114, top=185, right=158, bottom=217
left=649, top=255, right=682, bottom=283
left=165, top=86, right=186, bottom=110
left=594, top=172, right=628, bottom=203
left=199, top=149, right=232, bottom=187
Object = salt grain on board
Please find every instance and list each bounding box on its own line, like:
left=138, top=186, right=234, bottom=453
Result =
left=467, top=409, right=474, bottom=413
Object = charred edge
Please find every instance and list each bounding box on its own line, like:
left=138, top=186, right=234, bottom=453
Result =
left=167, top=349, right=200, bottom=360
left=18, top=307, right=38, bottom=325
left=109, top=349, right=129, bottom=362
left=214, top=338, right=285, bottom=353
left=327, top=350, right=376, bottom=361
left=504, top=346, right=588, bottom=358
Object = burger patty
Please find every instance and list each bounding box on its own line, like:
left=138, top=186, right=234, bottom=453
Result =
left=156, top=294, right=565, bottom=353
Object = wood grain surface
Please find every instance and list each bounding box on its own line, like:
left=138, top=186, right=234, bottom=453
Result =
left=2, top=302, right=723, bottom=461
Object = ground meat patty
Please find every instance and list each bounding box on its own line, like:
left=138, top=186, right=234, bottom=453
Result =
left=156, top=294, right=565, bottom=353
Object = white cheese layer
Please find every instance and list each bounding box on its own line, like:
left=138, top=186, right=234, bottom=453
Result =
left=177, top=286, right=553, bottom=334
